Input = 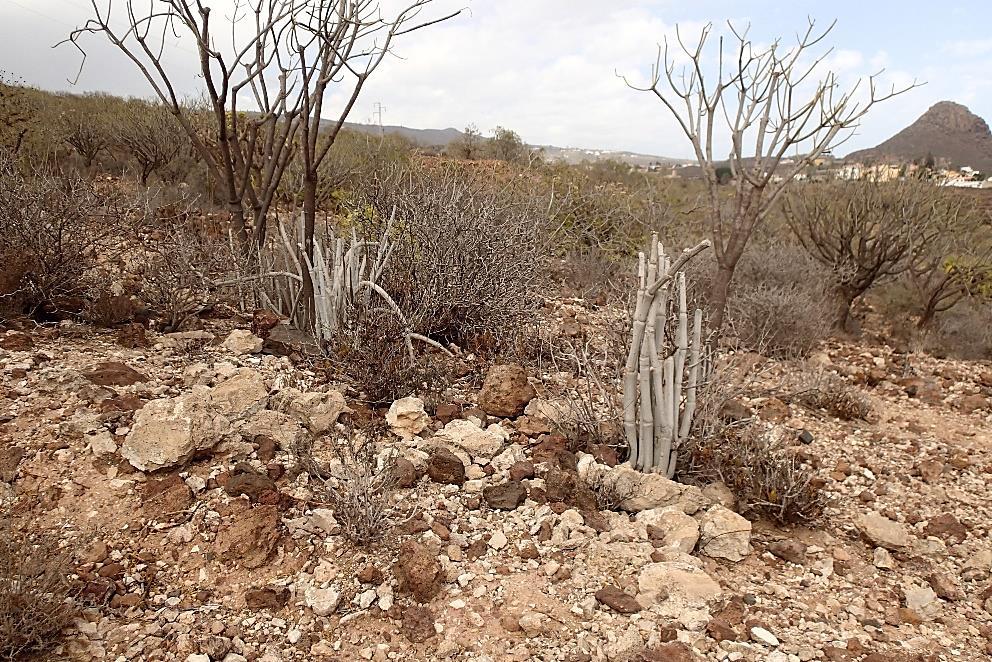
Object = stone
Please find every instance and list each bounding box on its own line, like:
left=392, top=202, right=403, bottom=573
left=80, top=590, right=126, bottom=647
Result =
left=917, top=458, right=945, bottom=483
left=270, top=388, right=350, bottom=434
left=121, top=390, right=231, bottom=471
left=251, top=309, right=282, bottom=337
left=509, top=460, right=535, bottom=481
left=637, top=561, right=722, bottom=607
left=432, top=419, right=506, bottom=460
left=956, top=394, right=989, bottom=412
left=142, top=473, right=194, bottom=514
left=923, top=513, right=967, bottom=544
left=641, top=642, right=698, bottom=662
left=638, top=507, right=700, bottom=554
left=224, top=470, right=279, bottom=504
left=0, top=331, right=33, bottom=350
left=698, top=506, right=751, bottom=562
left=240, top=409, right=306, bottom=450
left=304, top=585, right=341, bottom=616
left=393, top=541, right=442, bottom=603
left=0, top=447, right=24, bottom=483
left=758, top=397, right=789, bottom=422
left=245, top=586, right=289, bottom=610
left=401, top=605, right=437, bottom=643
left=426, top=447, right=466, bottom=485
left=768, top=540, right=806, bottom=565
left=855, top=512, right=913, bottom=550
left=483, top=481, right=527, bottom=510
left=263, top=324, right=319, bottom=357
left=706, top=617, right=739, bottom=642
left=928, top=572, right=964, bottom=601
left=873, top=547, right=895, bottom=569
left=386, top=397, right=430, bottom=440
left=221, top=329, right=263, bottom=355
left=797, top=429, right=814, bottom=444
left=214, top=503, right=280, bottom=569
left=83, top=361, right=149, bottom=386
left=594, top=585, right=642, bottom=614
left=87, top=430, right=118, bottom=458
left=210, top=369, right=269, bottom=419
left=904, top=585, right=938, bottom=620
left=477, top=364, right=536, bottom=417
left=750, top=626, right=779, bottom=646
left=392, top=457, right=418, bottom=488
left=577, top=460, right=683, bottom=512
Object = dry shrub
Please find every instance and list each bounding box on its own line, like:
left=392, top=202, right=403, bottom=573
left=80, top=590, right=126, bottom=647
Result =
left=916, top=301, right=992, bottom=360
left=674, top=361, right=824, bottom=525
left=0, top=525, right=76, bottom=661
left=784, top=370, right=872, bottom=421
left=83, top=289, right=136, bottom=327
left=356, top=162, right=540, bottom=351
left=295, top=423, right=411, bottom=545
left=725, top=242, right=836, bottom=358
left=329, top=310, right=446, bottom=406
left=136, top=220, right=229, bottom=331
left=551, top=247, right=633, bottom=303
left=680, top=423, right=824, bottom=525
left=0, top=155, right=123, bottom=320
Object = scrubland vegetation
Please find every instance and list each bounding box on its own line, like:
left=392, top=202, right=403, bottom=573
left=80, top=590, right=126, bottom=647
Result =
left=1, top=5, right=992, bottom=661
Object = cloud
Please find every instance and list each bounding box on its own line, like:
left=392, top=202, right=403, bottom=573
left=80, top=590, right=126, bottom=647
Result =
left=1, top=1, right=988, bottom=159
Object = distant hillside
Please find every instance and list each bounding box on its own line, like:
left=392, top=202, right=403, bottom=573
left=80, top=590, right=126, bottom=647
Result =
left=338, top=120, right=682, bottom=167
left=846, top=101, right=992, bottom=172
left=338, top=121, right=464, bottom=148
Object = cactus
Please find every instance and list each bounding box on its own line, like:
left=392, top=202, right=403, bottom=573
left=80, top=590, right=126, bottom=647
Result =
left=622, top=235, right=711, bottom=477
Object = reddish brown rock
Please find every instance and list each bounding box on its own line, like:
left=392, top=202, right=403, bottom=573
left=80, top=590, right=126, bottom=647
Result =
left=483, top=480, right=527, bottom=510
left=84, top=361, right=149, bottom=386
left=477, top=364, right=536, bottom=418
left=401, top=605, right=437, bottom=643
left=594, top=585, right=642, bottom=614
left=141, top=473, right=193, bottom=514
left=393, top=540, right=442, bottom=603
left=923, top=513, right=967, bottom=544
left=392, top=456, right=418, bottom=488
left=245, top=586, right=289, bottom=610
left=0, top=331, right=33, bottom=351
left=251, top=309, right=282, bottom=338
left=214, top=503, right=281, bottom=569
left=116, top=323, right=148, bottom=349
left=509, top=460, right=536, bottom=481
left=224, top=471, right=279, bottom=504
left=426, top=447, right=466, bottom=485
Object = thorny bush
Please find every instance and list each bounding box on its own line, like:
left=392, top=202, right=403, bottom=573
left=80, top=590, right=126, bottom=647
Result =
left=295, top=422, right=413, bottom=545
left=0, top=154, right=124, bottom=321
left=355, top=162, right=541, bottom=352
left=0, top=524, right=76, bottom=661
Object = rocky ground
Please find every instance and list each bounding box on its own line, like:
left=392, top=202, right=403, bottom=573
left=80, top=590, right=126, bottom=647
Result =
left=1, top=304, right=991, bottom=662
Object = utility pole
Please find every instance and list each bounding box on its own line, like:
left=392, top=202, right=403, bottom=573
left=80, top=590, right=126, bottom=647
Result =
left=373, top=102, right=385, bottom=136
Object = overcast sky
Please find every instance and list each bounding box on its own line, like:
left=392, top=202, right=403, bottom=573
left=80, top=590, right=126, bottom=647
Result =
left=2, top=0, right=990, bottom=158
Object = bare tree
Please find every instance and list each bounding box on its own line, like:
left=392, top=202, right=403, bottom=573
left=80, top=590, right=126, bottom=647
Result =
left=67, top=1, right=309, bottom=247
left=907, top=202, right=992, bottom=328
left=283, top=0, right=459, bottom=323
left=625, top=20, right=916, bottom=330
left=784, top=178, right=950, bottom=329
left=0, top=71, right=37, bottom=155
left=113, top=98, right=188, bottom=185
left=57, top=92, right=116, bottom=170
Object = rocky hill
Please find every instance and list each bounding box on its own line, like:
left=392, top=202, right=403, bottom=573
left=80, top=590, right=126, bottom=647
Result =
left=846, top=101, right=992, bottom=172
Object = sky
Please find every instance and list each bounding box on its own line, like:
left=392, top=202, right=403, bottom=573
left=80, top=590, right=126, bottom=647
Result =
left=1, top=0, right=990, bottom=159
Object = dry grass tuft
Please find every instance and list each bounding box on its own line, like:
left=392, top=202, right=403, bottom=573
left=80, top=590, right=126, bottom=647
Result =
left=784, top=370, right=873, bottom=421
left=0, top=525, right=76, bottom=661
left=295, top=423, right=412, bottom=545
